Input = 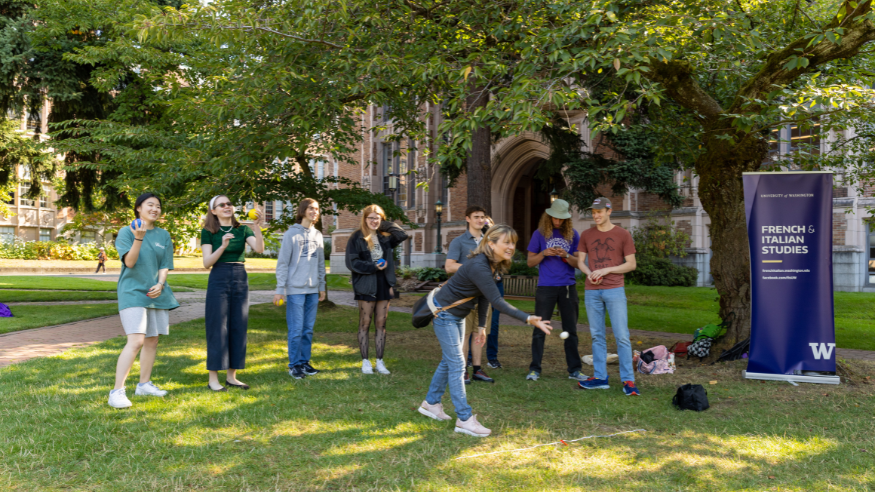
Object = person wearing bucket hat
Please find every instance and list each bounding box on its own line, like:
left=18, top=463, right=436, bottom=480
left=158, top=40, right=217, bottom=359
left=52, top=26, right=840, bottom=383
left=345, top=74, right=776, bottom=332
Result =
left=525, top=199, right=587, bottom=382
left=577, top=196, right=640, bottom=396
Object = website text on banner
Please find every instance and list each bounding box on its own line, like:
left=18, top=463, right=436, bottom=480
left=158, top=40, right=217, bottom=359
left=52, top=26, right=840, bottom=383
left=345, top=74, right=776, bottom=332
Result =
left=742, top=172, right=837, bottom=383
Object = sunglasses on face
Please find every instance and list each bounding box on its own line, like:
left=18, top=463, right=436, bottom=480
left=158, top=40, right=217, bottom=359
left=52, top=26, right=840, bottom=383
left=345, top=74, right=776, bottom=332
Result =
left=214, top=202, right=233, bottom=209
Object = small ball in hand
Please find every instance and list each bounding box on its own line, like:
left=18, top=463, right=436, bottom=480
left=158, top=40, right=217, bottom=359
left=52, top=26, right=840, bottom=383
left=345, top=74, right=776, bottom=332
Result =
left=248, top=209, right=258, bottom=220
left=560, top=331, right=569, bottom=339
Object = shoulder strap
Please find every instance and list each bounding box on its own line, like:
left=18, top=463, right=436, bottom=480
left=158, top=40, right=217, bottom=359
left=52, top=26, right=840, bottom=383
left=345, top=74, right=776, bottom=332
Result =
left=426, top=283, right=476, bottom=314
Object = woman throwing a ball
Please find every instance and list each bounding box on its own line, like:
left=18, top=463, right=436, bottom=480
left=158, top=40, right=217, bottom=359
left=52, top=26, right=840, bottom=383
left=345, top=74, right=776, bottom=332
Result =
left=417, top=224, right=552, bottom=437
left=109, top=193, right=180, bottom=409
left=345, top=204, right=409, bottom=375
left=200, top=195, right=265, bottom=391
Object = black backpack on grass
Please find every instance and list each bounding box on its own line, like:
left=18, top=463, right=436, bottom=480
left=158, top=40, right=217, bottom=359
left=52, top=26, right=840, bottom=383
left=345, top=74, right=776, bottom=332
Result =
left=672, top=384, right=709, bottom=411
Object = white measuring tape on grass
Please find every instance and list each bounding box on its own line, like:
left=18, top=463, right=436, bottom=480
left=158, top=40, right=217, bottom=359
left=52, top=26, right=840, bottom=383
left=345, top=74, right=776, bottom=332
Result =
left=453, top=429, right=647, bottom=460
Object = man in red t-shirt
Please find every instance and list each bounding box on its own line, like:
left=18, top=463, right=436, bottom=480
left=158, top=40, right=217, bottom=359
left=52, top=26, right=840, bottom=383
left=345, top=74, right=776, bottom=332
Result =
left=576, top=197, right=640, bottom=396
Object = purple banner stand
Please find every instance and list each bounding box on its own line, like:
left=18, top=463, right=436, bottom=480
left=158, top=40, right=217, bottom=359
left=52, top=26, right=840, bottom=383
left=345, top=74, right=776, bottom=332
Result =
left=742, top=171, right=839, bottom=385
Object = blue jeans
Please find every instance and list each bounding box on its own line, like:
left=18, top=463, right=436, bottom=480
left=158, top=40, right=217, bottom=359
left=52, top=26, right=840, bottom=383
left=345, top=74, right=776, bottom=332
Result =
left=286, top=293, right=319, bottom=369
left=486, top=280, right=503, bottom=360
left=426, top=310, right=472, bottom=421
left=584, top=287, right=634, bottom=382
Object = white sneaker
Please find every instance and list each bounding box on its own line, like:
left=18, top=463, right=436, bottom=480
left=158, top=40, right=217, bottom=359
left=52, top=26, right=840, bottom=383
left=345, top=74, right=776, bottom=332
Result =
left=134, top=381, right=168, bottom=397
left=455, top=415, right=491, bottom=437
left=375, top=359, right=391, bottom=375
left=108, top=388, right=132, bottom=408
left=361, top=359, right=374, bottom=375
left=418, top=400, right=452, bottom=421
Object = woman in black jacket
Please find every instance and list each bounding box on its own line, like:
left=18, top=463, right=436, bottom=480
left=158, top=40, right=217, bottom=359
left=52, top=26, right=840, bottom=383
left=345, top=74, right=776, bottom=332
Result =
left=345, top=204, right=410, bottom=375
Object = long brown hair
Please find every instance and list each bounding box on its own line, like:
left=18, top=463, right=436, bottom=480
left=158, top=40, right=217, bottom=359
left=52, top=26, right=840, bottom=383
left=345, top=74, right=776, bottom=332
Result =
left=203, top=195, right=241, bottom=234
left=296, top=198, right=319, bottom=224
left=468, top=224, right=517, bottom=274
left=538, top=212, right=574, bottom=242
left=357, top=204, right=389, bottom=248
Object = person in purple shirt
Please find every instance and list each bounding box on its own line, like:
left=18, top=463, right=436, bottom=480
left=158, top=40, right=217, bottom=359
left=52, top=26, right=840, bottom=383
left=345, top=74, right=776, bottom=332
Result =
left=525, top=199, right=586, bottom=382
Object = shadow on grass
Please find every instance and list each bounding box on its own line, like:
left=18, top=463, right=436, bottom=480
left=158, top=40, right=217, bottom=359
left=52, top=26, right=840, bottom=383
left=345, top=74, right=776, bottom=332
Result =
left=1, top=303, right=873, bottom=490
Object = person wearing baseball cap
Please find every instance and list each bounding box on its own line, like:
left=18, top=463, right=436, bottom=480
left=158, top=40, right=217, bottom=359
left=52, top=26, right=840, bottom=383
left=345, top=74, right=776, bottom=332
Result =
left=577, top=197, right=640, bottom=396
left=525, top=198, right=586, bottom=382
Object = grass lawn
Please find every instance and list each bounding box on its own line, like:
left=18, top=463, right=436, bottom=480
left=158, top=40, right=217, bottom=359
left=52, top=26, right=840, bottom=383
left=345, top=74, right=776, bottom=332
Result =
left=507, top=285, right=875, bottom=351
left=168, top=273, right=352, bottom=292
left=0, top=276, right=193, bottom=293
left=0, top=303, right=119, bottom=334
left=0, top=290, right=118, bottom=303
left=1, top=304, right=873, bottom=490
left=0, top=257, right=278, bottom=271
left=0, top=276, right=122, bottom=291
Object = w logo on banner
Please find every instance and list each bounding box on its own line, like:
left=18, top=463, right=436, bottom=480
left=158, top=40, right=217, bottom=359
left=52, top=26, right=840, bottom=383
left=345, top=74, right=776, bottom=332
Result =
left=808, top=343, right=836, bottom=360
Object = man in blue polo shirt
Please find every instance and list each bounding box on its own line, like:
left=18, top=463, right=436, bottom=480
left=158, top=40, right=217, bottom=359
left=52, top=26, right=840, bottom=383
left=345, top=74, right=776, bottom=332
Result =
left=445, top=205, right=495, bottom=384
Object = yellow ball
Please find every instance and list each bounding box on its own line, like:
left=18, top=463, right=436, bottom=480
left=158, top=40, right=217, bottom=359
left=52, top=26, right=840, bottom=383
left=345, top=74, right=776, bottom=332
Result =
left=248, top=209, right=258, bottom=220
left=275, top=298, right=285, bottom=307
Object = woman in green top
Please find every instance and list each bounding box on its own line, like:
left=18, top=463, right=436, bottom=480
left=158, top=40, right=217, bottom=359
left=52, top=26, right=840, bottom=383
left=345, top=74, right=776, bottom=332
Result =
left=108, top=193, right=180, bottom=409
left=201, top=195, right=265, bottom=391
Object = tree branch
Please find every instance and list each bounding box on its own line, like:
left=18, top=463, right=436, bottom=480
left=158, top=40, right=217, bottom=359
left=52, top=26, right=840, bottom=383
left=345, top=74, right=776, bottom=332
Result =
left=648, top=59, right=725, bottom=122
left=731, top=0, right=875, bottom=112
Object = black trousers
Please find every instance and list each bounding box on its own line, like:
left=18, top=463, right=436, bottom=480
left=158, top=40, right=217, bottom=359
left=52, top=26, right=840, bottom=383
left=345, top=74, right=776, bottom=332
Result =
left=205, top=262, right=249, bottom=371
left=529, top=285, right=582, bottom=374
left=95, top=262, right=105, bottom=273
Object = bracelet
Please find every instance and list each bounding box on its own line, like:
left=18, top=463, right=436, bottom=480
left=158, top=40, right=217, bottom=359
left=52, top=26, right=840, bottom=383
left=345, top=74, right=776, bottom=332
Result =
left=135, top=238, right=143, bottom=242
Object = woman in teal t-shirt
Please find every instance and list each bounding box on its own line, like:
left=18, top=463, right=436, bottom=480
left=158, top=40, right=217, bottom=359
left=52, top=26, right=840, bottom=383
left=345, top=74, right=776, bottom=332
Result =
left=200, top=195, right=265, bottom=391
left=108, top=193, right=180, bottom=409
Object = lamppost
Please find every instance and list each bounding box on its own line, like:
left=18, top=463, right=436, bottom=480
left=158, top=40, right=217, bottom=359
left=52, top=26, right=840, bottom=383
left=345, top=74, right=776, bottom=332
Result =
left=434, top=200, right=443, bottom=254
left=550, top=187, right=559, bottom=203
left=388, top=173, right=399, bottom=204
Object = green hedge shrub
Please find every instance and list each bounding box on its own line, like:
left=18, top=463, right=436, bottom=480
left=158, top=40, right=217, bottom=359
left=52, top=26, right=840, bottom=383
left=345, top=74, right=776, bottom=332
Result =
left=0, top=239, right=119, bottom=261
left=627, top=257, right=698, bottom=287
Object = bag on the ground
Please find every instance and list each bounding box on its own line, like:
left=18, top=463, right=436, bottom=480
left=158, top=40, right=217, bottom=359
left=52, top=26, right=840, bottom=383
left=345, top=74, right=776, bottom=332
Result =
left=693, top=323, right=725, bottom=341
left=637, top=345, right=675, bottom=375
left=0, top=302, right=12, bottom=318
left=582, top=354, right=619, bottom=365
left=411, top=286, right=474, bottom=328
left=672, top=384, right=710, bottom=411
left=688, top=337, right=713, bottom=358
left=670, top=341, right=691, bottom=356
left=716, top=337, right=750, bottom=363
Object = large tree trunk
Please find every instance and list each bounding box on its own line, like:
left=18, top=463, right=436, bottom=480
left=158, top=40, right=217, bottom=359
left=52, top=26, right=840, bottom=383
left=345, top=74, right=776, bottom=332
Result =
left=694, top=131, right=768, bottom=354
left=466, top=87, right=492, bottom=215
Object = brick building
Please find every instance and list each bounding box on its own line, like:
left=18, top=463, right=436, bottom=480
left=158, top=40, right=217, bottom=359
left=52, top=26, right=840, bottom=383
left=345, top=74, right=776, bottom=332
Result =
left=1, top=102, right=74, bottom=244
left=318, top=105, right=873, bottom=292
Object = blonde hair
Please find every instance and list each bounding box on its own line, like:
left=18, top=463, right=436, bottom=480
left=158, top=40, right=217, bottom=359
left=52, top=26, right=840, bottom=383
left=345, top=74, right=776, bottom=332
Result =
left=357, top=204, right=389, bottom=248
left=538, top=212, right=574, bottom=242
left=468, top=224, right=518, bottom=273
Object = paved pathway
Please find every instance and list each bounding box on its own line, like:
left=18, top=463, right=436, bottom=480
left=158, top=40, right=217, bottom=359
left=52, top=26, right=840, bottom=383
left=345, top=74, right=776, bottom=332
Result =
left=0, top=290, right=275, bottom=369
left=2, top=290, right=873, bottom=368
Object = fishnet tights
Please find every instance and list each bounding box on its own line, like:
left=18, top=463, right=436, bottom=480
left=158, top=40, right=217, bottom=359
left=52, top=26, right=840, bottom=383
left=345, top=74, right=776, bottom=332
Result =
left=358, top=300, right=389, bottom=359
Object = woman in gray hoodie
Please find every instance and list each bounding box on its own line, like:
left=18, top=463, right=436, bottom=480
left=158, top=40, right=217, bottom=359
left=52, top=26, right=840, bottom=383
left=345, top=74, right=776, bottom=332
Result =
left=274, top=198, right=326, bottom=380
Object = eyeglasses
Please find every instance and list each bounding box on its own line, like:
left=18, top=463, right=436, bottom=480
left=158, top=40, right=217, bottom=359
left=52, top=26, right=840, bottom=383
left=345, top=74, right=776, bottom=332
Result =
left=366, top=216, right=381, bottom=221
left=214, top=202, right=232, bottom=209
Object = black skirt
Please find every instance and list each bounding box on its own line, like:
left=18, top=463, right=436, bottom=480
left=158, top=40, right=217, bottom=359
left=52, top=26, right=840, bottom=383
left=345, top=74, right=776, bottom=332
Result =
left=354, top=270, right=393, bottom=302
